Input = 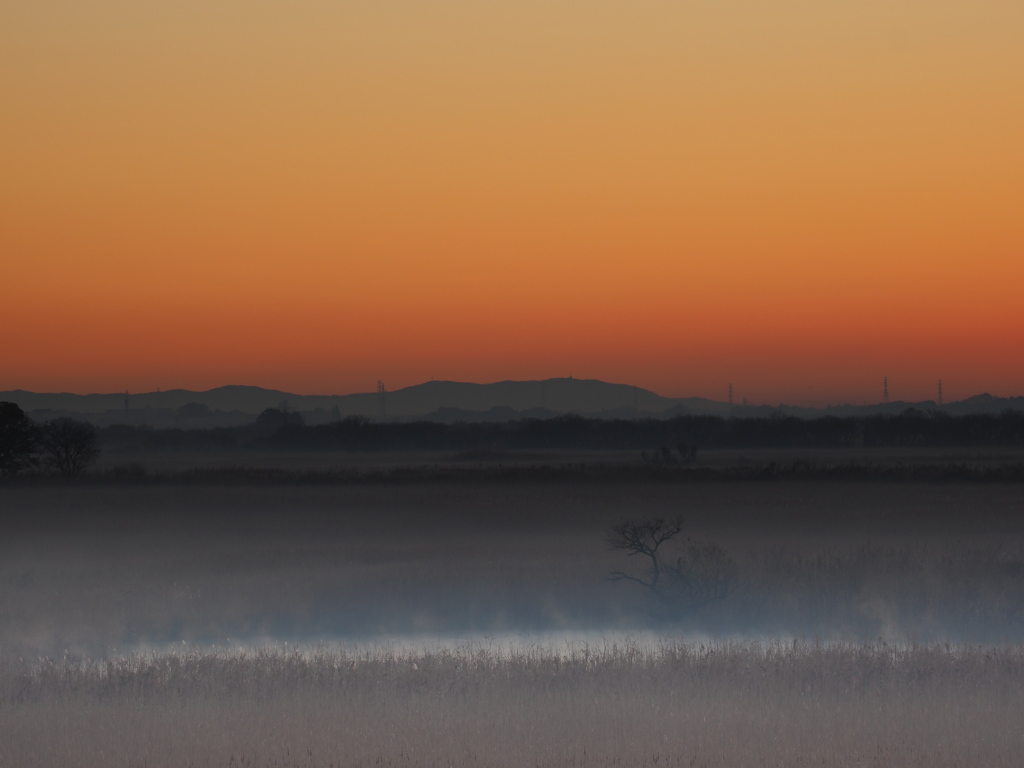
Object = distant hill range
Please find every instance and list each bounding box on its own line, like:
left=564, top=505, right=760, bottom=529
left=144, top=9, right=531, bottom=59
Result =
left=3, top=379, right=1023, bottom=428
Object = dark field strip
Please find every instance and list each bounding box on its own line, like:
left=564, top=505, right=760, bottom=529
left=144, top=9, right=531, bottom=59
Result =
left=9, top=458, right=1024, bottom=486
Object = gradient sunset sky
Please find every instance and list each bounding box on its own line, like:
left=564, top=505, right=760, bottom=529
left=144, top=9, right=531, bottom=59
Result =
left=3, top=1, right=1022, bottom=406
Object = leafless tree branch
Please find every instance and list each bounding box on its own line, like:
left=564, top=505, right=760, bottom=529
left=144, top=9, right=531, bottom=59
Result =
left=607, top=517, right=737, bottom=617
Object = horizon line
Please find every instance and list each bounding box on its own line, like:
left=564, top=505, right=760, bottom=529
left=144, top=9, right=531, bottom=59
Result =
left=3, top=376, right=1019, bottom=412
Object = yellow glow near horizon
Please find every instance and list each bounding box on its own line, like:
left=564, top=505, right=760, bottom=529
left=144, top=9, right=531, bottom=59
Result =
left=3, top=1, right=1023, bottom=403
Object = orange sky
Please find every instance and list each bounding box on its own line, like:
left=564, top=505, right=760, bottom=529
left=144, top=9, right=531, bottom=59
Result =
left=3, top=1, right=1023, bottom=405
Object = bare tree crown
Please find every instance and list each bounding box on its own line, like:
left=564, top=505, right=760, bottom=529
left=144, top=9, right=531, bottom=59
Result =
left=607, top=516, right=737, bottom=616
left=40, top=418, right=101, bottom=477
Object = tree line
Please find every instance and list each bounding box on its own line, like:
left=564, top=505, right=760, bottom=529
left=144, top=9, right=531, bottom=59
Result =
left=98, top=407, right=1024, bottom=454
left=7, top=402, right=1024, bottom=478
left=0, top=402, right=100, bottom=478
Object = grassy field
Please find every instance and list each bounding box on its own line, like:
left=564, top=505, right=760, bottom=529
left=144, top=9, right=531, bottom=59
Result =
left=3, top=639, right=1024, bottom=767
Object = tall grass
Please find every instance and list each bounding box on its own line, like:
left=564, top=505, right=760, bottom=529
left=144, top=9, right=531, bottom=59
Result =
left=3, top=640, right=1023, bottom=766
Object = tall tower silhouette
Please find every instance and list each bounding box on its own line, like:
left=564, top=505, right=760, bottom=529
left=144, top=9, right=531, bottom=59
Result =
left=882, top=377, right=889, bottom=404
left=728, top=383, right=734, bottom=407
left=377, top=380, right=387, bottom=419
left=937, top=379, right=943, bottom=406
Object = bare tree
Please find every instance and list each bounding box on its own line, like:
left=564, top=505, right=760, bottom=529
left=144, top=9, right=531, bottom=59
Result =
left=607, top=517, right=737, bottom=616
left=39, top=418, right=101, bottom=477
left=607, top=517, right=685, bottom=591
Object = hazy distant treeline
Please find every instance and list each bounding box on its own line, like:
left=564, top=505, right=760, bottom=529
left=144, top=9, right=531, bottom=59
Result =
left=97, top=409, right=1024, bottom=453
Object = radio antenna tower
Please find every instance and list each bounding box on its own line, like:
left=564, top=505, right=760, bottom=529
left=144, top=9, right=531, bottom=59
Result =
left=882, top=377, right=889, bottom=404
left=728, top=383, right=734, bottom=407
left=377, top=380, right=387, bottom=419
left=937, top=379, right=943, bottom=406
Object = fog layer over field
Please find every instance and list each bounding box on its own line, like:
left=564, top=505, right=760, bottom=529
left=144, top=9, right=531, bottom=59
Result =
left=3, top=481, right=1024, bottom=654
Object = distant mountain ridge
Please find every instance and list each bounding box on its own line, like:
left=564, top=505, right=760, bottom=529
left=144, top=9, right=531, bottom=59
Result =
left=2, top=379, right=1023, bottom=428
left=1, top=378, right=717, bottom=427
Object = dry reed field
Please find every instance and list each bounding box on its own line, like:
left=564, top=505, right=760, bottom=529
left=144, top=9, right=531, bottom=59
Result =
left=3, top=639, right=1024, bottom=767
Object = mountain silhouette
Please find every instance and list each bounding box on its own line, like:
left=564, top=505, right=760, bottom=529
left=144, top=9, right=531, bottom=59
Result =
left=3, top=379, right=1022, bottom=428
left=2, top=378, right=723, bottom=427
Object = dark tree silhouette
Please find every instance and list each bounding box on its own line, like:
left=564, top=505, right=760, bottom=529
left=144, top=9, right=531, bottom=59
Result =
left=256, top=407, right=304, bottom=429
left=0, top=402, right=39, bottom=478
left=39, top=418, right=101, bottom=477
left=607, top=517, right=736, bottom=616
left=607, top=517, right=685, bottom=592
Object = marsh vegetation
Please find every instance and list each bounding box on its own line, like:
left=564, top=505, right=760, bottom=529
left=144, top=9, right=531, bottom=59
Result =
left=4, top=639, right=1024, bottom=767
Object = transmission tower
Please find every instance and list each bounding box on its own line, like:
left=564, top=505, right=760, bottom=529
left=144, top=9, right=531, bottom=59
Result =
left=882, top=377, right=889, bottom=404
left=377, top=380, right=387, bottom=419
left=728, top=383, right=733, bottom=407
left=938, top=379, right=943, bottom=406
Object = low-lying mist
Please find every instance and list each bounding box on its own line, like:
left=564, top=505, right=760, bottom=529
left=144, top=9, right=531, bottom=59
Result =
left=3, top=480, right=1024, bottom=656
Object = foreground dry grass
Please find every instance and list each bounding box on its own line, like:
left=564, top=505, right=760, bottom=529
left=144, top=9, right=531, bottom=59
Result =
left=3, top=640, right=1023, bottom=767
